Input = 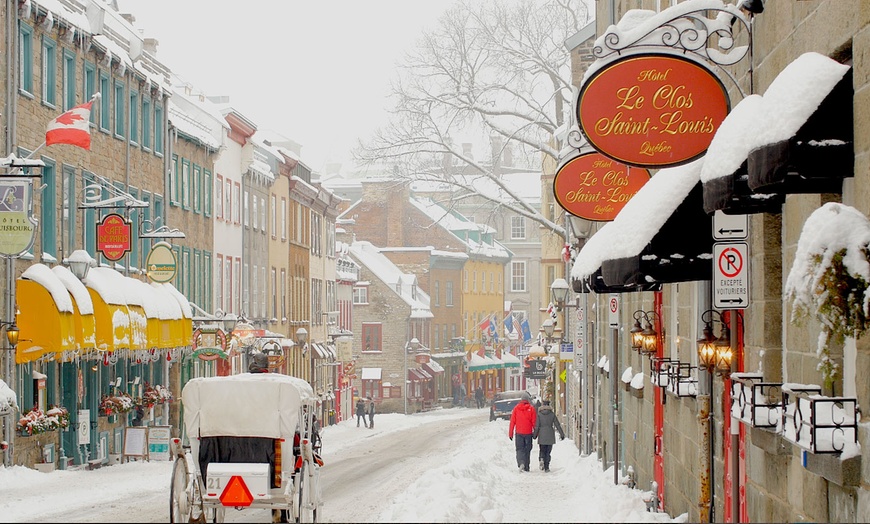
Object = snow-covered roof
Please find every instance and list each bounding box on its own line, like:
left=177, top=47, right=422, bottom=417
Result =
left=571, top=159, right=703, bottom=280
left=349, top=241, right=433, bottom=319
left=410, top=197, right=511, bottom=260
left=51, top=265, right=94, bottom=315
left=21, top=264, right=74, bottom=313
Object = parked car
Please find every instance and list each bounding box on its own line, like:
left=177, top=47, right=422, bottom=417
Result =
left=489, top=390, right=528, bottom=421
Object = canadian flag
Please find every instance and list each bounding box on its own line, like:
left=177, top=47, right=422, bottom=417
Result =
left=46, top=101, right=93, bottom=149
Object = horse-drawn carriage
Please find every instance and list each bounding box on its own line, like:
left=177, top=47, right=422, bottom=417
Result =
left=170, top=373, right=323, bottom=523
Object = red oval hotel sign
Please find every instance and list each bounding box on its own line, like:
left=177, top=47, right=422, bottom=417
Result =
left=554, top=153, right=650, bottom=221
left=578, top=54, right=729, bottom=168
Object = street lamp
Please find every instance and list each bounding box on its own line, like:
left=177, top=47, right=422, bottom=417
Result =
left=67, top=249, right=94, bottom=280
left=0, top=321, right=19, bottom=347
left=404, top=337, right=421, bottom=415
left=697, top=310, right=733, bottom=376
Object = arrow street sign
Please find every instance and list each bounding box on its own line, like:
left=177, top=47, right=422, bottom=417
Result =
left=714, top=242, right=749, bottom=309
left=713, top=210, right=748, bottom=240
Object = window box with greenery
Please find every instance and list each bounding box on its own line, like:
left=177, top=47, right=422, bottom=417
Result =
left=140, top=383, right=173, bottom=409
left=99, top=392, right=135, bottom=417
left=784, top=202, right=870, bottom=393
left=16, top=405, right=69, bottom=436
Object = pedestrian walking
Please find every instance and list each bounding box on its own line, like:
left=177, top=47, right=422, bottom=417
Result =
left=367, top=396, right=376, bottom=429
left=474, top=386, right=485, bottom=409
left=460, top=383, right=467, bottom=407
left=356, top=397, right=367, bottom=428
left=533, top=400, right=564, bottom=472
left=508, top=392, right=537, bottom=472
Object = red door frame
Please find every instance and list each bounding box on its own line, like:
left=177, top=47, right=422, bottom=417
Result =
left=723, top=311, right=747, bottom=522
left=653, top=291, right=665, bottom=510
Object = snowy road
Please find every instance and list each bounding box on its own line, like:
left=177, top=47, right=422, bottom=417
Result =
left=0, top=407, right=681, bottom=523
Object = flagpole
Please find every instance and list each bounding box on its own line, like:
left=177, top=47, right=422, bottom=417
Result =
left=22, top=141, right=46, bottom=160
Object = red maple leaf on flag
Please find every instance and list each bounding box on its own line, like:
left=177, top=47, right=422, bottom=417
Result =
left=55, top=111, right=85, bottom=125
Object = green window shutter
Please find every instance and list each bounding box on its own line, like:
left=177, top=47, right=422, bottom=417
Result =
left=142, top=97, right=151, bottom=150
left=193, top=164, right=202, bottom=213
left=114, top=81, right=124, bottom=138
left=42, top=37, right=57, bottom=106
left=129, top=90, right=139, bottom=144
left=63, top=49, right=76, bottom=110
left=84, top=61, right=96, bottom=124
left=204, top=169, right=212, bottom=217
left=19, top=24, right=33, bottom=94
left=40, top=159, right=57, bottom=259
left=154, top=104, right=164, bottom=155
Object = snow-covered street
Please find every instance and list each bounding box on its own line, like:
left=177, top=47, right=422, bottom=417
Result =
left=0, top=407, right=684, bottom=522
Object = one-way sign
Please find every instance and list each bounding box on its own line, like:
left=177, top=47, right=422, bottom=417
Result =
left=713, top=211, right=748, bottom=240
left=714, top=242, right=749, bottom=309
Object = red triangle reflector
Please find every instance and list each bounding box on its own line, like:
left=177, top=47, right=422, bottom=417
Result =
left=219, top=475, right=254, bottom=507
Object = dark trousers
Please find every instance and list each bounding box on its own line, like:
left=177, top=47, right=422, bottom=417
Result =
left=538, top=444, right=553, bottom=469
left=357, top=413, right=367, bottom=427
left=368, top=414, right=374, bottom=428
left=515, top=433, right=533, bottom=470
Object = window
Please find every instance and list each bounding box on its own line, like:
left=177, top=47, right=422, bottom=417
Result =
left=234, top=258, right=241, bottom=312
left=203, top=170, right=212, bottom=217
left=215, top=175, right=223, bottom=219
left=250, top=193, right=255, bottom=229
left=225, top=258, right=233, bottom=312
left=233, top=183, right=241, bottom=224
left=170, top=155, right=179, bottom=206
left=271, top=268, right=277, bottom=320
left=482, top=272, right=486, bottom=293
left=326, top=221, right=335, bottom=257
left=19, top=24, right=33, bottom=95
left=128, top=187, right=139, bottom=269
left=511, top=261, right=527, bottom=292
left=281, top=198, right=287, bottom=240
left=271, top=195, right=277, bottom=238
left=99, top=72, right=110, bottom=131
left=182, top=248, right=191, bottom=298
left=490, top=272, right=494, bottom=292
left=224, top=179, right=232, bottom=223
left=204, top=252, right=212, bottom=311
left=216, top=255, right=223, bottom=311
left=434, top=281, right=440, bottom=307
left=311, top=213, right=322, bottom=256
left=261, top=266, right=266, bottom=317
left=193, top=164, right=202, bottom=213
left=362, top=323, right=382, bottom=352
left=140, top=191, right=151, bottom=258
left=41, top=37, right=56, bottom=106
left=463, top=270, right=468, bottom=292
left=113, top=81, right=125, bottom=138
left=280, top=269, right=287, bottom=321
left=40, top=159, right=56, bottom=258
left=511, top=216, right=526, bottom=239
left=250, top=263, right=257, bottom=318
left=353, top=286, right=368, bottom=304
left=446, top=281, right=454, bottom=307
left=193, top=250, right=201, bottom=305
left=154, top=103, right=164, bottom=155
left=260, top=197, right=265, bottom=231
left=129, top=90, right=139, bottom=144
left=141, top=97, right=151, bottom=150
left=84, top=61, right=96, bottom=124
left=181, top=159, right=191, bottom=209
left=63, top=50, right=75, bottom=110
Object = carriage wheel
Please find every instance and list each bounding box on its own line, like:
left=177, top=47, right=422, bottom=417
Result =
left=169, top=456, right=193, bottom=523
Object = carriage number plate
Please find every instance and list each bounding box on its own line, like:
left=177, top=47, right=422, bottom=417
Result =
left=205, top=463, right=270, bottom=500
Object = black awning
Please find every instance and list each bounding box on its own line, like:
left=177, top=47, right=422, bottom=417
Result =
left=748, top=68, right=853, bottom=193
left=702, top=162, right=784, bottom=215
left=572, top=268, right=661, bottom=295
left=602, top=183, right=713, bottom=286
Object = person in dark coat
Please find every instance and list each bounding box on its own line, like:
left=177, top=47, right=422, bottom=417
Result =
left=474, top=386, right=485, bottom=409
left=367, top=396, right=376, bottom=429
left=533, top=400, right=564, bottom=472
left=248, top=353, right=269, bottom=373
left=356, top=397, right=367, bottom=428
left=508, top=392, right=537, bottom=472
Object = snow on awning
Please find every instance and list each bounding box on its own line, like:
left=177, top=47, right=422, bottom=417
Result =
left=0, top=379, right=17, bottom=414
left=700, top=95, right=785, bottom=215
left=500, top=352, right=521, bottom=368
left=465, top=353, right=489, bottom=371
left=571, top=159, right=707, bottom=289
left=361, top=368, right=382, bottom=381
left=423, top=360, right=445, bottom=374
left=747, top=52, right=852, bottom=193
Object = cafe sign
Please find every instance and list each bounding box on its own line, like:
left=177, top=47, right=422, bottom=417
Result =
left=145, top=241, right=177, bottom=283
left=553, top=152, right=650, bottom=221
left=577, top=54, right=729, bottom=168
left=96, top=213, right=131, bottom=261
left=0, top=178, right=37, bottom=257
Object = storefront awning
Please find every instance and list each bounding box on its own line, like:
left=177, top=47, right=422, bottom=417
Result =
left=83, top=267, right=132, bottom=352
left=423, top=360, right=446, bottom=374
left=501, top=352, right=521, bottom=368
left=748, top=54, right=852, bottom=194
left=572, top=159, right=708, bottom=290
left=601, top=183, right=713, bottom=287
left=361, top=367, right=382, bottom=380
left=409, top=367, right=432, bottom=381
left=16, top=264, right=76, bottom=363
left=311, top=343, right=329, bottom=359
left=150, top=282, right=186, bottom=348
left=485, top=355, right=504, bottom=369
left=573, top=268, right=661, bottom=294
left=52, top=265, right=96, bottom=355
left=466, top=352, right=489, bottom=371
left=701, top=95, right=785, bottom=215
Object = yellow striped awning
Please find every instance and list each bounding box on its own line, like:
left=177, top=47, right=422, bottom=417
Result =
left=51, top=265, right=97, bottom=357
left=83, top=267, right=132, bottom=352
left=16, top=264, right=77, bottom=364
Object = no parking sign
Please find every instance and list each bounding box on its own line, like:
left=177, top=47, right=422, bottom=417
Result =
left=608, top=294, right=619, bottom=327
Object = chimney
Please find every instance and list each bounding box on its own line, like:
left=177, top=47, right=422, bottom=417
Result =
left=143, top=38, right=159, bottom=55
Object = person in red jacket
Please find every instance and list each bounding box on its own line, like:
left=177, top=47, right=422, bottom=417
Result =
left=508, top=392, right=538, bottom=472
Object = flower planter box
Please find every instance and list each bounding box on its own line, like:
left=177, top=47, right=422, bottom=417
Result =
left=34, top=462, right=55, bottom=473
left=630, top=387, right=644, bottom=399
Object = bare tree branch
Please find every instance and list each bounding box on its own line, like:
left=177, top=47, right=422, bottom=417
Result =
left=355, top=0, right=591, bottom=236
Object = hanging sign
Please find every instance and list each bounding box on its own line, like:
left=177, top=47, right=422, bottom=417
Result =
left=554, top=152, right=651, bottom=221
left=145, top=241, right=177, bottom=283
left=0, top=179, right=37, bottom=257
left=192, top=328, right=228, bottom=361
left=96, top=213, right=131, bottom=261
left=577, top=54, right=729, bottom=168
